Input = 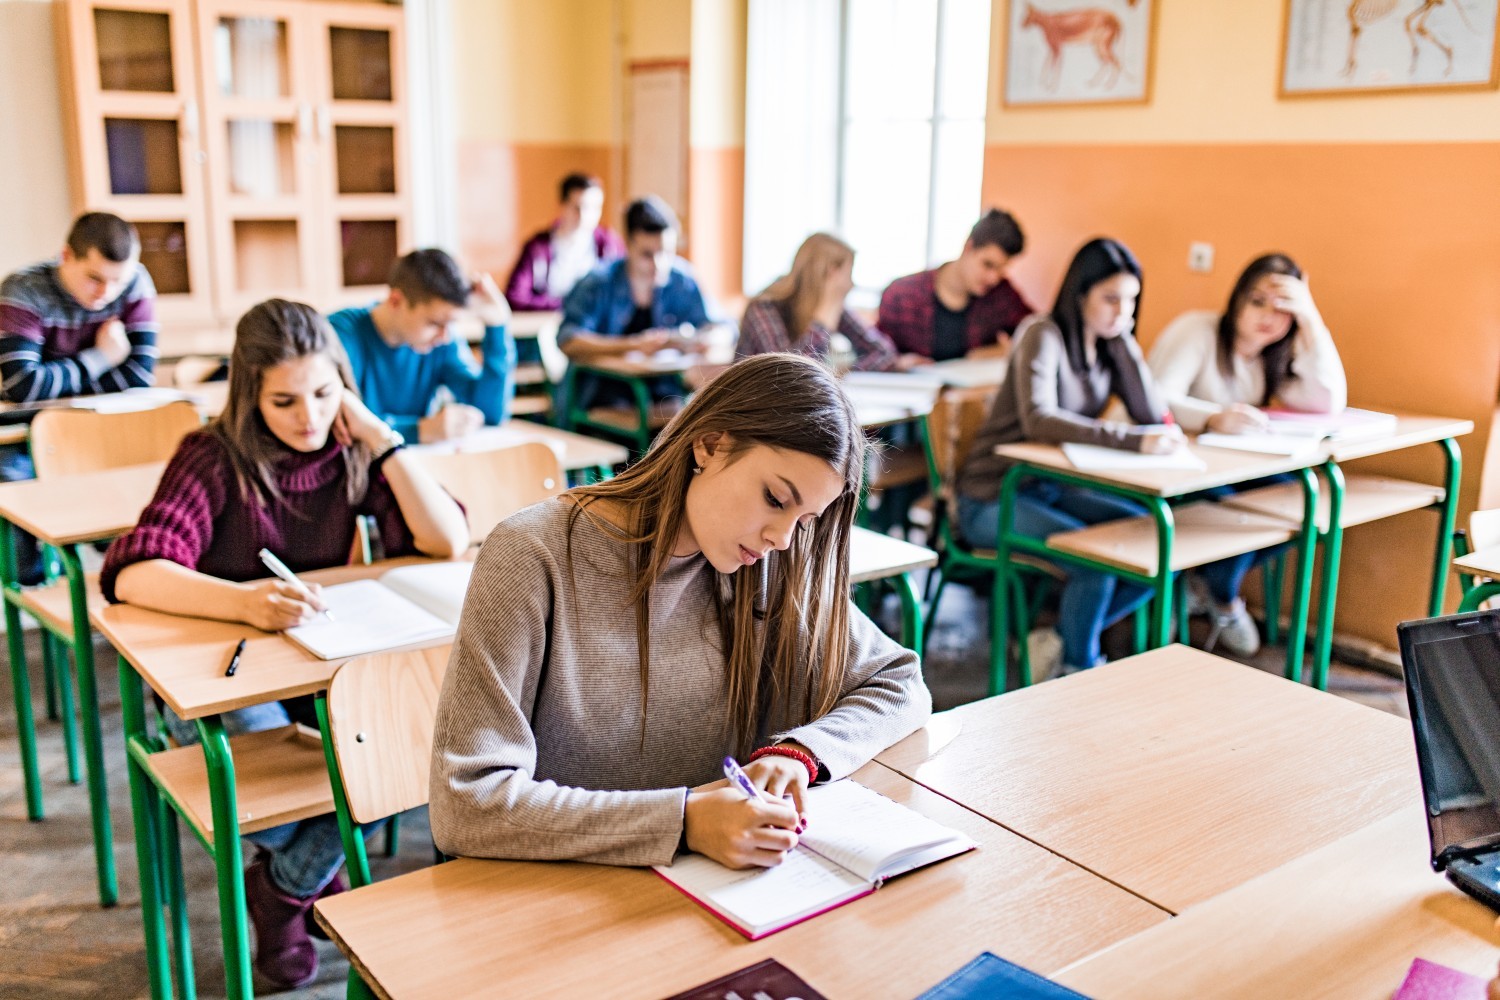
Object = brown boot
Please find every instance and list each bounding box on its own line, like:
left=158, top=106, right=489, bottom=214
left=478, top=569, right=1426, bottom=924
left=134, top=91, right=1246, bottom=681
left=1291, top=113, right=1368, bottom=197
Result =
left=244, top=857, right=319, bottom=989
left=305, top=872, right=346, bottom=941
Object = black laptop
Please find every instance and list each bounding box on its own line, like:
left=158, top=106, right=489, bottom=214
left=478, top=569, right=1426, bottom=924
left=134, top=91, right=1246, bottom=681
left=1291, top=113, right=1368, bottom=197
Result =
left=1398, top=609, right=1500, bottom=912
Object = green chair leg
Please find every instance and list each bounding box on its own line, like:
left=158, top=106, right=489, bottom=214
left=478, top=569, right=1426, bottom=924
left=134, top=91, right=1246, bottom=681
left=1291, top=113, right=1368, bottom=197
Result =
left=923, top=570, right=950, bottom=659
left=5, top=594, right=43, bottom=820
left=42, top=626, right=59, bottom=721
left=1012, top=576, right=1032, bottom=689
left=159, top=798, right=197, bottom=1000
left=383, top=813, right=402, bottom=858
left=1132, top=604, right=1148, bottom=655
left=1173, top=574, right=1189, bottom=645
left=47, top=632, right=81, bottom=785
left=120, top=656, right=172, bottom=1000
left=1263, top=553, right=1284, bottom=645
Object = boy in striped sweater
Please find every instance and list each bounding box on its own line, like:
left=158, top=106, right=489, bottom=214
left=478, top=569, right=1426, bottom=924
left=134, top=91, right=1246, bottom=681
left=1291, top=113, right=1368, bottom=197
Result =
left=0, top=212, right=157, bottom=580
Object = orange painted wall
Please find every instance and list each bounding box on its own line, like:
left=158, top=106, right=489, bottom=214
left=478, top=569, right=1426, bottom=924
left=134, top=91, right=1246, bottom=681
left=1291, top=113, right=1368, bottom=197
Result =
left=686, top=146, right=744, bottom=304
left=985, top=140, right=1500, bottom=644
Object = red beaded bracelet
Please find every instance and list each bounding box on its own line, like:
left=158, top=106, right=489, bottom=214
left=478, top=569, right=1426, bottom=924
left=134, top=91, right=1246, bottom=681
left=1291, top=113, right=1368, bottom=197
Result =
left=747, top=745, right=819, bottom=785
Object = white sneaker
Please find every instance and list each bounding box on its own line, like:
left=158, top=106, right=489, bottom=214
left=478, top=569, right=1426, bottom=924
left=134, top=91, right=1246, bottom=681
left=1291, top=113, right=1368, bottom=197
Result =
left=1205, top=598, right=1261, bottom=657
left=1024, top=627, right=1064, bottom=684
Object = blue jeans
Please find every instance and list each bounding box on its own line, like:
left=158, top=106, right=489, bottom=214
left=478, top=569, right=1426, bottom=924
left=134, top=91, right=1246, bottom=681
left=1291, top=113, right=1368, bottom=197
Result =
left=0, top=445, right=43, bottom=584
left=1191, top=475, right=1294, bottom=605
left=162, top=699, right=384, bottom=899
left=959, top=482, right=1155, bottom=671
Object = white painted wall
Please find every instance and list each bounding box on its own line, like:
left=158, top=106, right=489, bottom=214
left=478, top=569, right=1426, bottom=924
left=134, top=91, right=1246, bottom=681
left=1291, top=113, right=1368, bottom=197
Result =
left=0, top=0, right=74, bottom=272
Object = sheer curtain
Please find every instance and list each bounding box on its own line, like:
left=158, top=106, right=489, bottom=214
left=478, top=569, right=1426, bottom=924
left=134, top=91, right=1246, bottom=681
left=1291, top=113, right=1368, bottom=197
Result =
left=742, top=0, right=841, bottom=298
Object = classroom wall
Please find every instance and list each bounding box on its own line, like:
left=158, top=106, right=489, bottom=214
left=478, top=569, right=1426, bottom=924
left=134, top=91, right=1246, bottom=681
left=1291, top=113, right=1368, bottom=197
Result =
left=983, top=1, right=1500, bottom=647
left=688, top=0, right=746, bottom=304
left=0, top=0, right=75, bottom=274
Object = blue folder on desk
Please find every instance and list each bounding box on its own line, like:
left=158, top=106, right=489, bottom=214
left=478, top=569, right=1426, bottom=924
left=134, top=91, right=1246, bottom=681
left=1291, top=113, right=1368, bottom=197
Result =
left=915, top=952, right=1092, bottom=999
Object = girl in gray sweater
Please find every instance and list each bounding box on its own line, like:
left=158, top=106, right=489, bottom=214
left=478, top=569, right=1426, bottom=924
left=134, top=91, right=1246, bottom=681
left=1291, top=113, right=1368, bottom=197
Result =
left=957, top=238, right=1181, bottom=675
left=430, top=353, right=931, bottom=871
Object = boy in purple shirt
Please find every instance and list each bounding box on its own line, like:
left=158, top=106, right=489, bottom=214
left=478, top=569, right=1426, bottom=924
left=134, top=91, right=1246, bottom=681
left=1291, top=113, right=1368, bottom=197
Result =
left=0, top=212, right=157, bottom=581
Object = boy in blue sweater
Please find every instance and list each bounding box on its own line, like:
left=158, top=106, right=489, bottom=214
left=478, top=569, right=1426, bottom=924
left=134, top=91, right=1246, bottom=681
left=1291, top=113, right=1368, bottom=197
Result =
left=329, top=248, right=515, bottom=443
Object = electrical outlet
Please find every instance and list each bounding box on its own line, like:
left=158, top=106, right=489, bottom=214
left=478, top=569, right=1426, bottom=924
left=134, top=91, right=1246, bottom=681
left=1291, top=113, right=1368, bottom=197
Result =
left=1188, top=242, right=1214, bottom=273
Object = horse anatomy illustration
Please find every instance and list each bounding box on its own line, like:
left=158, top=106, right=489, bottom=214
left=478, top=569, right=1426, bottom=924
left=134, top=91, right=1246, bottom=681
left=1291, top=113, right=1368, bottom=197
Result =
left=1021, top=2, right=1140, bottom=92
left=1342, top=0, right=1481, bottom=78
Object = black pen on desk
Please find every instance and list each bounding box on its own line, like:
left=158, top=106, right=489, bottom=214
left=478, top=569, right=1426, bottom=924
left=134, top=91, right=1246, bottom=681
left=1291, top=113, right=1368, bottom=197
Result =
left=224, top=638, right=247, bottom=678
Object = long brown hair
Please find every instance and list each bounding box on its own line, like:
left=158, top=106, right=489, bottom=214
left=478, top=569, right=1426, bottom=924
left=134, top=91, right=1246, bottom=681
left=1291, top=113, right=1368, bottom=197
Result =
left=756, top=233, right=854, bottom=350
left=1216, top=253, right=1303, bottom=406
left=568, top=353, right=868, bottom=755
left=208, top=298, right=370, bottom=508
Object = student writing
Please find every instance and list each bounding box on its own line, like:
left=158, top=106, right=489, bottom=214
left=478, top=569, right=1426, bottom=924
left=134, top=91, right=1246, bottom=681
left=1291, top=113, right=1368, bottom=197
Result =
left=329, top=247, right=516, bottom=445
left=956, top=238, right=1179, bottom=676
left=429, top=353, right=931, bottom=870
left=736, top=233, right=924, bottom=372
left=1147, top=253, right=1345, bottom=655
left=101, top=299, right=468, bottom=989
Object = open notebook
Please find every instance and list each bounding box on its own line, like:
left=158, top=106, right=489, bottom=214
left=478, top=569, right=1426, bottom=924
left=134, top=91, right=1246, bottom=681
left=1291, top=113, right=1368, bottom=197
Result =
left=283, top=561, right=472, bottom=660
left=654, top=779, right=977, bottom=939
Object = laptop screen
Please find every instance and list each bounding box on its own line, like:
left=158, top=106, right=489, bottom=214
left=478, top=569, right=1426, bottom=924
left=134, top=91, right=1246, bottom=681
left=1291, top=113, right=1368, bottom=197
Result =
left=1403, top=617, right=1500, bottom=864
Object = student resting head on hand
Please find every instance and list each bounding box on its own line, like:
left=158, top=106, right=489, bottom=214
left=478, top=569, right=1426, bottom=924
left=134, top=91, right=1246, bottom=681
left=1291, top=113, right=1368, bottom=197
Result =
left=101, top=298, right=469, bottom=989
left=429, top=352, right=931, bottom=873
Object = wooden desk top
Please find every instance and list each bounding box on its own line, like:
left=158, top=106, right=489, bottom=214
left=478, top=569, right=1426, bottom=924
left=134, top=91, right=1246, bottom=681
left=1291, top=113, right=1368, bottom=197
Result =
left=876, top=645, right=1419, bottom=913
left=578, top=345, right=734, bottom=377
left=1455, top=544, right=1500, bottom=578
left=0, top=462, right=165, bottom=545
left=1325, top=414, right=1473, bottom=462
left=93, top=557, right=458, bottom=720
left=1056, top=806, right=1500, bottom=999
left=843, top=382, right=939, bottom=431
left=411, top=421, right=628, bottom=471
left=848, top=526, right=938, bottom=584
left=993, top=439, right=1320, bottom=498
left=315, top=763, right=1168, bottom=1000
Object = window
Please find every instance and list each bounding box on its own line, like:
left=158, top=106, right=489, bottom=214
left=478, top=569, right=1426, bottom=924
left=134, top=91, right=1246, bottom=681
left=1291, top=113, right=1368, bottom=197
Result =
left=744, top=0, right=991, bottom=298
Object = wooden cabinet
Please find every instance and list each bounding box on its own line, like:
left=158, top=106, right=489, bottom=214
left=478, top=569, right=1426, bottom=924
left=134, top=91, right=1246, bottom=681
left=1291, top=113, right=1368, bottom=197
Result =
left=55, top=0, right=412, bottom=342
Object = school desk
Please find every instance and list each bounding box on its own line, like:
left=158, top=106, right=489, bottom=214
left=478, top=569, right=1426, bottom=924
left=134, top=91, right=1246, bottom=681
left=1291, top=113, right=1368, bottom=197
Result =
left=875, top=644, right=1419, bottom=914
left=987, top=438, right=1324, bottom=690
left=1218, top=414, right=1471, bottom=688
left=1055, top=806, right=1500, bottom=999
left=848, top=526, right=937, bottom=648
left=1455, top=544, right=1500, bottom=611
left=94, top=557, right=460, bottom=1000
left=0, top=461, right=167, bottom=906
left=410, top=419, right=627, bottom=483
left=313, top=762, right=1169, bottom=1000
left=560, top=346, right=734, bottom=454
left=921, top=354, right=1009, bottom=388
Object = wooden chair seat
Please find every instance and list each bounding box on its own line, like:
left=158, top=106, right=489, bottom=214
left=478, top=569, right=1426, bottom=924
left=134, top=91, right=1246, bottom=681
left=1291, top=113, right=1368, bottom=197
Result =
left=13, top=572, right=104, bottom=634
left=1220, top=474, right=1443, bottom=533
left=1047, top=501, right=1296, bottom=577
left=145, top=724, right=333, bottom=845
left=509, top=394, right=551, bottom=417
left=584, top=404, right=675, bottom=434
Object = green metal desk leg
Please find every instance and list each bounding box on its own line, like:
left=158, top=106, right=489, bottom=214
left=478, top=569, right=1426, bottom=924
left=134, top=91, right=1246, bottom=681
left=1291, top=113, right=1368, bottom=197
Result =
left=1281, top=467, right=1320, bottom=685
left=45, top=633, right=81, bottom=783
left=43, top=634, right=58, bottom=720
left=61, top=543, right=117, bottom=906
left=159, top=799, right=196, bottom=1000
left=627, top=375, right=655, bottom=455
left=0, top=521, right=43, bottom=820
left=990, top=468, right=1027, bottom=696
left=1430, top=438, right=1462, bottom=617
left=1145, top=498, right=1175, bottom=648
left=119, top=657, right=173, bottom=1000
left=1263, top=553, right=1284, bottom=645
left=197, top=716, right=253, bottom=1000
left=1308, top=461, right=1343, bottom=690
left=893, top=571, right=924, bottom=651
left=1459, top=582, right=1500, bottom=612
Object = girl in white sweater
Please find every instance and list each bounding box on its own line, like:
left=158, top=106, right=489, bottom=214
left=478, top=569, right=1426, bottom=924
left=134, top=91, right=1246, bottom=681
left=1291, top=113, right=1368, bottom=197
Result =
left=1148, top=253, right=1346, bottom=655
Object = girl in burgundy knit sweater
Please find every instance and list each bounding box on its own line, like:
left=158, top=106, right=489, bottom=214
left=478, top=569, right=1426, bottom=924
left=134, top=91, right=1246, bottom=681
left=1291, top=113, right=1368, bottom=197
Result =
left=102, top=298, right=468, bottom=988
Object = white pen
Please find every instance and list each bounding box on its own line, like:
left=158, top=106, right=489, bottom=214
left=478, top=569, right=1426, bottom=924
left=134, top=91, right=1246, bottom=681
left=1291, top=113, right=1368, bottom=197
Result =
left=257, top=548, right=334, bottom=621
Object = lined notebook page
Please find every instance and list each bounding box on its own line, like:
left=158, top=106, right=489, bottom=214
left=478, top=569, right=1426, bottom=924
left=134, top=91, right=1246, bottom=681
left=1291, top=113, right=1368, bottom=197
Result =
left=799, top=781, right=974, bottom=882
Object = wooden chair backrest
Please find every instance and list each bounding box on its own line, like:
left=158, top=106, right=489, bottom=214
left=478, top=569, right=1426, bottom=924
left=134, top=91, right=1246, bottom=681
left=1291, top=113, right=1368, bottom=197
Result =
left=326, top=647, right=450, bottom=825
left=1470, top=508, right=1500, bottom=552
left=924, top=386, right=999, bottom=502
left=411, top=442, right=565, bottom=545
left=29, top=400, right=202, bottom=479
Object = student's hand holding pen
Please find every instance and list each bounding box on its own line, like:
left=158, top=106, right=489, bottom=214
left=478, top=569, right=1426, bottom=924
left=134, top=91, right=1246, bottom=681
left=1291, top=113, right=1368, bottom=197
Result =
left=1139, top=424, right=1187, bottom=454
left=237, top=576, right=328, bottom=631
left=743, top=754, right=811, bottom=816
left=1206, top=403, right=1270, bottom=435
left=684, top=768, right=802, bottom=870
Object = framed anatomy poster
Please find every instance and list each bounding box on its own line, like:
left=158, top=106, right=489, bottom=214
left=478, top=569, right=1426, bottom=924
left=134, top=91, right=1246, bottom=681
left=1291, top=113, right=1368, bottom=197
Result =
left=1002, top=0, right=1158, bottom=107
left=1281, top=0, right=1500, bottom=96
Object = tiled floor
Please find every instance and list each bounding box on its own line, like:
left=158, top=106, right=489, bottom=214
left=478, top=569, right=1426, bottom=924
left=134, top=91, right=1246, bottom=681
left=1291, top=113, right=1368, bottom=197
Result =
left=0, top=578, right=1408, bottom=998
